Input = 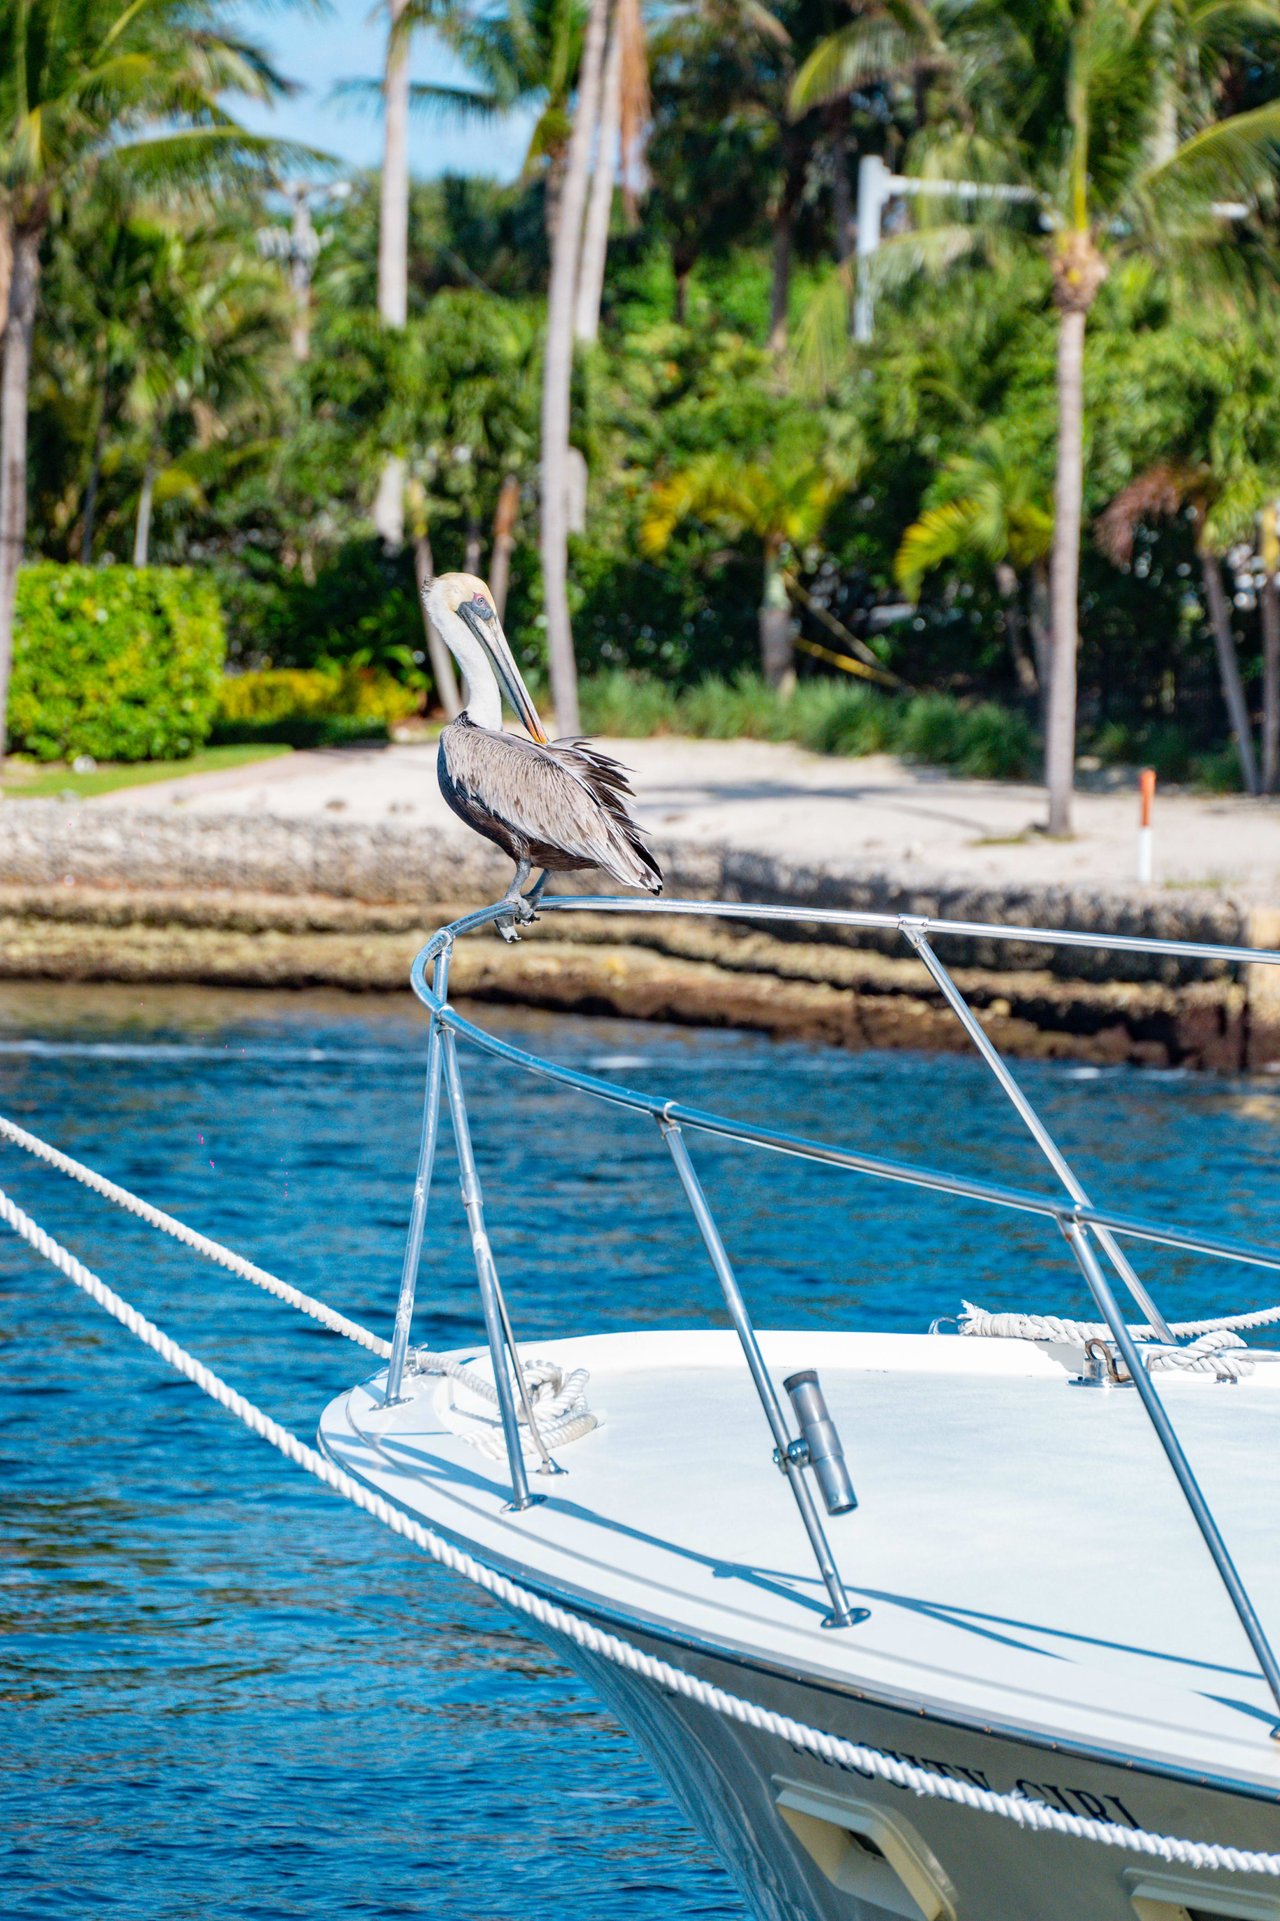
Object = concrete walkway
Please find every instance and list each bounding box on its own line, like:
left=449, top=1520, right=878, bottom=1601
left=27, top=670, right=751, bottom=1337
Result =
left=94, top=736, right=1280, bottom=901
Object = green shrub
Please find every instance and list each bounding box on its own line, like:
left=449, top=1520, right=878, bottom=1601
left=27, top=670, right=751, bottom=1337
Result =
left=790, top=681, right=900, bottom=757
left=10, top=564, right=226, bottom=762
left=953, top=701, right=1036, bottom=779
left=573, top=667, right=1036, bottom=778
left=1190, top=744, right=1245, bottom=793
left=675, top=673, right=792, bottom=740
left=897, top=692, right=1035, bottom=779
left=1091, top=720, right=1198, bottom=783
left=578, top=670, right=681, bottom=736
left=212, top=664, right=420, bottom=748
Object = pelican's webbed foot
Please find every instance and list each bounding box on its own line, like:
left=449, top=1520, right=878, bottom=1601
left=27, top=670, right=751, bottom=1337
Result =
left=495, top=863, right=542, bottom=942
left=496, top=896, right=539, bottom=943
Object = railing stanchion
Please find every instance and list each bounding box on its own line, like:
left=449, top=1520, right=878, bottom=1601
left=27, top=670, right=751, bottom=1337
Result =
left=441, top=1030, right=548, bottom=1509
left=1062, top=1218, right=1280, bottom=1734
left=658, top=1116, right=865, bottom=1630
left=902, top=924, right=1177, bottom=1345
left=385, top=944, right=453, bottom=1405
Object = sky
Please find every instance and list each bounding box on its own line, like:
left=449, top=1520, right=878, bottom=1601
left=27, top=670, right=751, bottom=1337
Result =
left=230, top=0, right=540, bottom=183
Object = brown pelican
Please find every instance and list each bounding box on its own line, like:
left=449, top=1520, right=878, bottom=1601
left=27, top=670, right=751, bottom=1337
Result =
left=424, top=573, right=662, bottom=936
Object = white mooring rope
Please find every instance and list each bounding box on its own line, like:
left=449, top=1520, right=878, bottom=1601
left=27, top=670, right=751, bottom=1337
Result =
left=0, top=1112, right=392, bottom=1356
left=959, top=1298, right=1280, bottom=1347
left=6, top=1182, right=1280, bottom=1878
left=0, top=1113, right=595, bottom=1450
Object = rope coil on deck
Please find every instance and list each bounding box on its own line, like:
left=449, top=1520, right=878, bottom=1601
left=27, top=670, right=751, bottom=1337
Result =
left=7, top=1173, right=1280, bottom=1879
left=959, top=1297, right=1280, bottom=1349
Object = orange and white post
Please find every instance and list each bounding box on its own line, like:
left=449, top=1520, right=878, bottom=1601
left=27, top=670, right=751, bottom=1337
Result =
left=1138, top=767, right=1156, bottom=885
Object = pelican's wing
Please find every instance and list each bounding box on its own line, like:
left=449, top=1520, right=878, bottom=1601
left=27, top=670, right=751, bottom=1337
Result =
left=445, top=723, right=662, bottom=892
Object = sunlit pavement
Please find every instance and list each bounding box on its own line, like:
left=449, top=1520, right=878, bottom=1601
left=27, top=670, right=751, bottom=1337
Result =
left=91, top=735, right=1280, bottom=899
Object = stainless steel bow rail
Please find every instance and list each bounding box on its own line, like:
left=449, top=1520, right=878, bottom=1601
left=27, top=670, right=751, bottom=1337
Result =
left=391, top=894, right=1280, bottom=1720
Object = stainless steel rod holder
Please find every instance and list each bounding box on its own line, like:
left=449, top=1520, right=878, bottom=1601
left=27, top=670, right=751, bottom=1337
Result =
left=385, top=945, right=453, bottom=1405
left=904, top=925, right=1177, bottom=1347
left=784, top=1371, right=857, bottom=1515
left=659, top=1117, right=865, bottom=1631
left=442, top=1031, right=543, bottom=1512
left=1063, top=1218, right=1280, bottom=1735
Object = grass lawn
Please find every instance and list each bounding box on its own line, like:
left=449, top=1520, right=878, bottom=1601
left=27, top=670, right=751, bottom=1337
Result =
left=3, top=741, right=293, bottom=800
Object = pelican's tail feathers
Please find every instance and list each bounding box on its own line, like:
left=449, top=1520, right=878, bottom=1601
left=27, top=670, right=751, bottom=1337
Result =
left=609, top=829, right=663, bottom=896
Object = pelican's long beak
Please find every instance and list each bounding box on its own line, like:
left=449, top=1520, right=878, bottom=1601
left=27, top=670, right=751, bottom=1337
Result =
left=461, top=601, right=549, bottom=744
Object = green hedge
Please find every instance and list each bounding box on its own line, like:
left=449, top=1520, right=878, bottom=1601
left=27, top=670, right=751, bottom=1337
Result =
left=10, top=565, right=226, bottom=762
left=578, top=671, right=1037, bottom=779
left=212, top=665, right=420, bottom=748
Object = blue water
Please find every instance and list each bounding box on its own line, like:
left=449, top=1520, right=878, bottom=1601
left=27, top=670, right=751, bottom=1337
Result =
left=3, top=980, right=1280, bottom=1920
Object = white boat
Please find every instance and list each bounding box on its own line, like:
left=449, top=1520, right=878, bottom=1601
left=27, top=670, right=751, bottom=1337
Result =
left=316, top=896, right=1280, bottom=1921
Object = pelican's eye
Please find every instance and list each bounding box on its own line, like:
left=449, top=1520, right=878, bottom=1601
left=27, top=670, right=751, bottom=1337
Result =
left=468, top=594, right=495, bottom=622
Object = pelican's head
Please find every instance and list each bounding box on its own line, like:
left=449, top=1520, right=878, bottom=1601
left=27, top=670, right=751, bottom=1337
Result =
left=423, top=572, right=548, bottom=743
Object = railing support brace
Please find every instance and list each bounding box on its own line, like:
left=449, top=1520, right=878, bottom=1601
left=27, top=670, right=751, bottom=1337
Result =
left=904, top=926, right=1177, bottom=1346
left=385, top=946, right=452, bottom=1405
left=1062, top=1218, right=1280, bottom=1734
left=442, top=1030, right=560, bottom=1507
left=659, top=1117, right=865, bottom=1630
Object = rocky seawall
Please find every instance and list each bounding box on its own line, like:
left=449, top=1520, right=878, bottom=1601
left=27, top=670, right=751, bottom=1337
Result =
left=1, top=798, right=1276, bottom=1071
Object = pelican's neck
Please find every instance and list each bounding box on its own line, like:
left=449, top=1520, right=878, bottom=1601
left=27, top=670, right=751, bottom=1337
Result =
left=447, top=623, right=502, bottom=731
left=460, top=665, right=501, bottom=732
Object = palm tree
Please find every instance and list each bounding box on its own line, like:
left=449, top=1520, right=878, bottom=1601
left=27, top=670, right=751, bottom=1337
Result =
left=895, top=427, right=1053, bottom=708
left=129, top=223, right=286, bottom=565
left=1097, top=462, right=1269, bottom=793
left=791, top=0, right=1280, bottom=833
left=0, top=0, right=295, bottom=758
left=452, top=0, right=585, bottom=243
left=363, top=0, right=494, bottom=546
left=641, top=441, right=848, bottom=688
left=573, top=0, right=648, bottom=343
left=539, top=0, right=609, bottom=735
left=1261, top=502, right=1280, bottom=792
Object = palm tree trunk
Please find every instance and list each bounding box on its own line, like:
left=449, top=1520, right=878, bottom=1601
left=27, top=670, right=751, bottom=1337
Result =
left=1200, top=542, right=1260, bottom=795
left=0, top=226, right=42, bottom=762
left=412, top=531, right=461, bottom=720
left=80, top=367, right=110, bottom=566
left=1263, top=571, right=1280, bottom=794
left=768, top=202, right=793, bottom=355
left=1029, top=557, right=1051, bottom=714
left=540, top=0, right=610, bottom=739
left=830, top=109, right=854, bottom=267
left=464, top=513, right=482, bottom=575
left=133, top=459, right=156, bottom=567
left=1261, top=505, right=1280, bottom=793
left=759, top=542, right=794, bottom=692
left=374, top=0, right=410, bottom=550
left=1045, top=304, right=1087, bottom=835
left=0, top=214, right=11, bottom=344
left=489, top=473, right=520, bottom=619
left=574, top=4, right=621, bottom=346
left=995, top=561, right=1037, bottom=703
left=544, top=151, right=567, bottom=248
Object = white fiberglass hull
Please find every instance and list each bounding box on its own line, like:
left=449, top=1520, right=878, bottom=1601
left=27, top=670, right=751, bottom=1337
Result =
left=551, top=1620, right=1280, bottom=1921
left=319, top=1328, right=1280, bottom=1921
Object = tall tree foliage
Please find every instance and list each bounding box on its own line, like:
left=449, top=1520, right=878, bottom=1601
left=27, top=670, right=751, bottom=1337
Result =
left=793, top=0, right=1280, bottom=830
left=0, top=0, right=293, bottom=758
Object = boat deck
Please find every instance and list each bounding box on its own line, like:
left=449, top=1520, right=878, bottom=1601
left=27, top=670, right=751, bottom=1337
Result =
left=318, top=1328, right=1280, bottom=1794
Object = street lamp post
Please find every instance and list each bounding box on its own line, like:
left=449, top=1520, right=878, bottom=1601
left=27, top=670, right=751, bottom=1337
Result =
left=853, top=154, right=1249, bottom=345
left=257, top=182, right=349, bottom=364
left=854, top=154, right=1039, bottom=344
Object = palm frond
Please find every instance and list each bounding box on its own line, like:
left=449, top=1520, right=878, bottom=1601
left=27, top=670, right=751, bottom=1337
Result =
left=407, top=80, right=506, bottom=123
left=1138, top=98, right=1280, bottom=208
left=896, top=498, right=983, bottom=596
left=790, top=19, right=928, bottom=115
left=789, top=264, right=853, bottom=396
